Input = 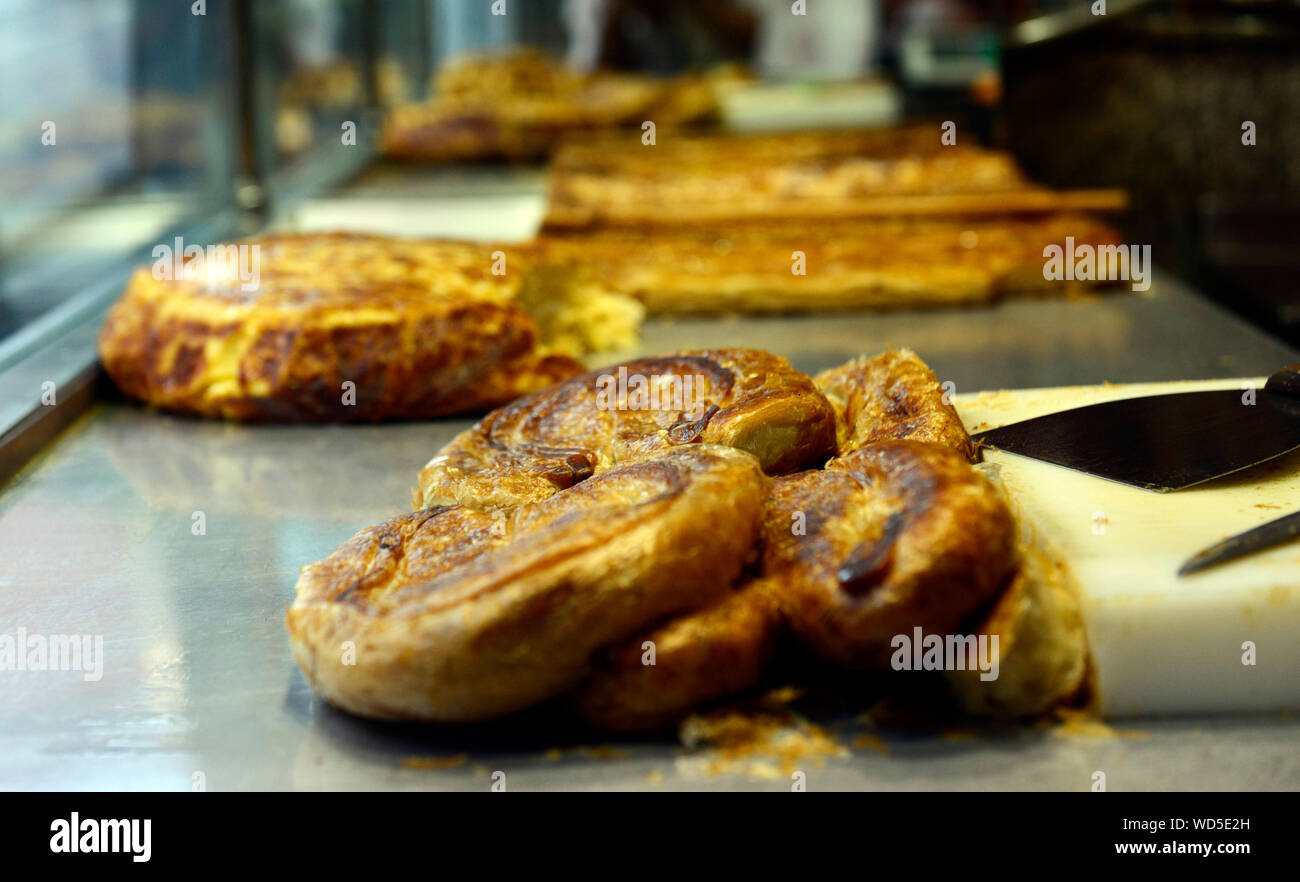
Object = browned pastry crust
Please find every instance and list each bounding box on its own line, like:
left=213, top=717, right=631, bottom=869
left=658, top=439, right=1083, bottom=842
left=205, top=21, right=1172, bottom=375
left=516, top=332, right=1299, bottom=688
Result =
left=381, top=50, right=717, bottom=163
left=286, top=445, right=767, bottom=722
left=945, top=465, right=1091, bottom=717
left=284, top=347, right=1087, bottom=727
left=432, top=47, right=583, bottom=102
left=380, top=106, right=537, bottom=163
left=814, top=348, right=974, bottom=460
left=97, top=232, right=638, bottom=421
left=571, top=582, right=782, bottom=732
left=416, top=348, right=836, bottom=510
left=761, top=441, right=1017, bottom=669
left=569, top=348, right=984, bottom=729
left=543, top=127, right=1042, bottom=228
left=535, top=214, right=1125, bottom=314
left=548, top=125, right=948, bottom=176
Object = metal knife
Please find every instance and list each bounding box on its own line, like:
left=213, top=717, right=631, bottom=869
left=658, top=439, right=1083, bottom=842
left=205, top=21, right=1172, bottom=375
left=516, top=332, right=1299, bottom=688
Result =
left=972, top=364, right=1300, bottom=492
left=1178, top=509, right=1300, bottom=576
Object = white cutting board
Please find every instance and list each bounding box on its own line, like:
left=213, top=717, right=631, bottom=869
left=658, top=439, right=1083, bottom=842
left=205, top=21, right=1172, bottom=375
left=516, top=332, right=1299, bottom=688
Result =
left=957, top=379, right=1300, bottom=718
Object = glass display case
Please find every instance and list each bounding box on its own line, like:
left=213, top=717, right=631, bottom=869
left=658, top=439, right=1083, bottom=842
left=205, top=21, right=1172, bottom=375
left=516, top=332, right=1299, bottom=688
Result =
left=0, top=0, right=240, bottom=347
left=244, top=0, right=374, bottom=207
left=0, top=0, right=444, bottom=357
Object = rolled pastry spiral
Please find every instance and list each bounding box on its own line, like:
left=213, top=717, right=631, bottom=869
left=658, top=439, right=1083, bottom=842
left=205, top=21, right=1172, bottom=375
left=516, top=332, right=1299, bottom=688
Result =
left=289, top=347, right=1081, bottom=729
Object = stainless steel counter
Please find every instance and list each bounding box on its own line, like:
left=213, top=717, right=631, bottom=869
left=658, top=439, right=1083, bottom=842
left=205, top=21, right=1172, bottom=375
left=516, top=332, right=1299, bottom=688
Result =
left=2, top=273, right=1298, bottom=791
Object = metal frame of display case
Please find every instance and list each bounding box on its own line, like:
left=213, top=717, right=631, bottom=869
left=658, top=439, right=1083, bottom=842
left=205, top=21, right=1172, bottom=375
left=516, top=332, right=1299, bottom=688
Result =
left=0, top=0, right=397, bottom=486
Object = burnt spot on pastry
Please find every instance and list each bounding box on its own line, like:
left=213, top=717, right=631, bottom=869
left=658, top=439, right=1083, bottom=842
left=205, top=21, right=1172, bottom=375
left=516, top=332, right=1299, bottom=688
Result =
left=536, top=448, right=596, bottom=488
left=836, top=511, right=904, bottom=595
left=666, top=402, right=720, bottom=444
left=163, top=342, right=206, bottom=390
left=326, top=323, right=395, bottom=403
left=240, top=327, right=298, bottom=391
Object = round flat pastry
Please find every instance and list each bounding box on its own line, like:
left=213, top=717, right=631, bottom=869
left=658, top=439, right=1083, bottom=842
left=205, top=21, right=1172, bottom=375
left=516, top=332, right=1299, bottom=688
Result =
left=287, top=445, right=766, bottom=723
left=98, top=232, right=602, bottom=421
left=417, top=348, right=837, bottom=510
left=814, top=348, right=973, bottom=459
left=762, top=440, right=1017, bottom=669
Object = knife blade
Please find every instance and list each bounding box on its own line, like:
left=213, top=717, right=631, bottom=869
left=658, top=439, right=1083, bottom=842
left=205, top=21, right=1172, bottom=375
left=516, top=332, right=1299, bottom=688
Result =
left=1178, top=508, right=1300, bottom=575
left=972, top=364, right=1300, bottom=492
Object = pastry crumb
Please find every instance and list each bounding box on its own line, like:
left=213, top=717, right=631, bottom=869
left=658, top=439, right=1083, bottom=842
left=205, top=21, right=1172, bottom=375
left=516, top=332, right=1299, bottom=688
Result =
left=677, top=707, right=847, bottom=778
left=399, top=753, right=468, bottom=770
left=1046, top=708, right=1148, bottom=740
left=573, top=745, right=631, bottom=761
left=851, top=733, right=890, bottom=754
left=939, top=728, right=977, bottom=743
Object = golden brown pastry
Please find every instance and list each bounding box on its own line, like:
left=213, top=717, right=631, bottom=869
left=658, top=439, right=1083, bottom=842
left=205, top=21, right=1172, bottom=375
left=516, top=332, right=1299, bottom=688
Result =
left=544, top=127, right=1044, bottom=229
left=535, top=214, right=1125, bottom=314
left=568, top=348, right=987, bottom=730
left=432, top=47, right=584, bottom=103
left=286, top=445, right=767, bottom=723
left=814, top=348, right=974, bottom=459
left=98, top=232, right=640, bottom=421
left=944, top=464, right=1090, bottom=717
left=762, top=441, right=1017, bottom=669
left=548, top=125, right=947, bottom=176
left=571, top=582, right=782, bottom=732
left=416, top=348, right=836, bottom=510
left=283, top=346, right=1090, bottom=728
left=381, top=49, right=717, bottom=163
left=570, top=353, right=997, bottom=732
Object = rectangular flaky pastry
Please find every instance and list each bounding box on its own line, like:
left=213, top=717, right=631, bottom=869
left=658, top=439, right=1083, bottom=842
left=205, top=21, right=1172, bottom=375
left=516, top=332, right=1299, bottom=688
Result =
left=536, top=213, right=1125, bottom=314
left=543, top=127, right=1125, bottom=228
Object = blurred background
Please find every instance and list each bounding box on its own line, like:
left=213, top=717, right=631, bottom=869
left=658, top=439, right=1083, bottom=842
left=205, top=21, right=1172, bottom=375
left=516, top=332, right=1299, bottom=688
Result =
left=2, top=0, right=1298, bottom=356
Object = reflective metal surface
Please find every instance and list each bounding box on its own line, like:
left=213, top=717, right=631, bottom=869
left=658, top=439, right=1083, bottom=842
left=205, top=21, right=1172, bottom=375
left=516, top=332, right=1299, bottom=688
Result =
left=2, top=275, right=1298, bottom=791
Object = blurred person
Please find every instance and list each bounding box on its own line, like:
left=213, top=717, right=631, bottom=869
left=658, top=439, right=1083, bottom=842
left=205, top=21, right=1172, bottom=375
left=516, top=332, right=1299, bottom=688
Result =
left=749, top=0, right=881, bottom=80
left=564, top=0, right=757, bottom=73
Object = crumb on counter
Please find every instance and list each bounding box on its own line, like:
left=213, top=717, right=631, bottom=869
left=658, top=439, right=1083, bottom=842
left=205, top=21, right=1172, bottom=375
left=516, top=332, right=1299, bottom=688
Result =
left=1044, top=708, right=1148, bottom=740
left=399, top=753, right=468, bottom=770
left=676, top=706, right=848, bottom=778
